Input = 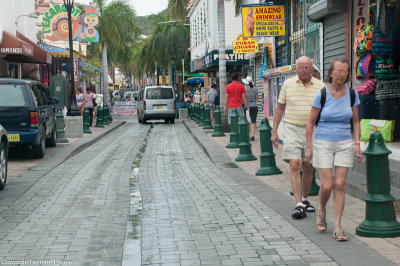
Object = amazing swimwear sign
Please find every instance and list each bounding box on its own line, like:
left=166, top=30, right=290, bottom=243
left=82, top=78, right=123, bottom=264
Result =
left=241, top=4, right=285, bottom=38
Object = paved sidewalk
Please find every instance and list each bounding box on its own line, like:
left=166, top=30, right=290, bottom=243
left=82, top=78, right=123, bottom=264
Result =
left=183, top=119, right=400, bottom=265
left=1, top=119, right=126, bottom=214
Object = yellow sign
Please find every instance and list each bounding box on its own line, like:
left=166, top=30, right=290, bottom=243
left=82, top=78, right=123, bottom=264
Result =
left=233, top=34, right=258, bottom=54
left=242, top=5, right=285, bottom=38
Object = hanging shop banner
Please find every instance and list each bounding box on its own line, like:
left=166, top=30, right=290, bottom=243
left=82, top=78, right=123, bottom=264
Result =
left=233, top=34, right=258, bottom=54
left=42, top=4, right=99, bottom=43
left=241, top=4, right=285, bottom=38
left=73, top=57, right=79, bottom=84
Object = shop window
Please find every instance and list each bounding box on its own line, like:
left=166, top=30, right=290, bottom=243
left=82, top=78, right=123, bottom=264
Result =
left=276, top=37, right=289, bottom=67
left=8, top=63, right=19, bottom=79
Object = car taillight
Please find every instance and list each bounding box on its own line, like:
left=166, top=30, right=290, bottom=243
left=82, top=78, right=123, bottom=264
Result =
left=30, top=112, right=39, bottom=127
left=174, top=100, right=176, bottom=110
left=143, top=101, right=146, bottom=110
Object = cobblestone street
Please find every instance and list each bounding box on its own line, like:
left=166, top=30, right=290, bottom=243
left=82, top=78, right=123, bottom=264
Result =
left=0, top=119, right=396, bottom=265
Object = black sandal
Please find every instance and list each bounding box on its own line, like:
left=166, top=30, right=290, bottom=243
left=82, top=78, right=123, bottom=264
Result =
left=303, top=200, right=316, bottom=212
left=291, top=206, right=307, bottom=219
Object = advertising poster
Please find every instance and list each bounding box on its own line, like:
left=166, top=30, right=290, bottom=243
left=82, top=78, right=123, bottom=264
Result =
left=233, top=34, right=258, bottom=54
left=242, top=5, right=285, bottom=38
left=42, top=4, right=99, bottom=43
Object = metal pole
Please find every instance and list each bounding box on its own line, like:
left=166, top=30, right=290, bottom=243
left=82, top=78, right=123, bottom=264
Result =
left=64, top=0, right=80, bottom=116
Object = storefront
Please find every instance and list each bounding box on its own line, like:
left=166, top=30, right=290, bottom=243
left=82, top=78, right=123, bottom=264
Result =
left=190, top=49, right=250, bottom=84
left=0, top=31, right=52, bottom=80
left=262, top=65, right=297, bottom=118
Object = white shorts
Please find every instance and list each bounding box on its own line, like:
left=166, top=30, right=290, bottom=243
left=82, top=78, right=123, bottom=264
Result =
left=282, top=122, right=307, bottom=162
left=228, top=106, right=244, bottom=124
left=313, top=139, right=354, bottom=168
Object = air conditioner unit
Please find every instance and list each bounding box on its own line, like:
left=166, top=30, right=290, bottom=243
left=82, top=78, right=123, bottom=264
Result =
left=307, top=0, right=347, bottom=22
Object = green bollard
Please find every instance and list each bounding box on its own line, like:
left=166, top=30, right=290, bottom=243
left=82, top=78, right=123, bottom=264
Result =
left=226, top=108, right=239, bottom=148
left=212, top=106, right=225, bottom=137
left=194, top=103, right=199, bottom=122
left=83, top=108, right=92, bottom=134
left=236, top=113, right=257, bottom=161
left=56, top=112, right=68, bottom=143
left=203, top=104, right=213, bottom=130
left=199, top=104, right=205, bottom=126
left=356, top=132, right=400, bottom=237
left=103, top=105, right=110, bottom=125
left=256, top=118, right=282, bottom=175
left=95, top=106, right=104, bottom=128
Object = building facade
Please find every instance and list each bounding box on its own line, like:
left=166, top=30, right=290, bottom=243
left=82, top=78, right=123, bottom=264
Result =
left=0, top=0, right=52, bottom=80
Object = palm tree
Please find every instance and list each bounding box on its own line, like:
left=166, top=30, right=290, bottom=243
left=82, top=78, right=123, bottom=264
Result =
left=93, top=0, right=140, bottom=104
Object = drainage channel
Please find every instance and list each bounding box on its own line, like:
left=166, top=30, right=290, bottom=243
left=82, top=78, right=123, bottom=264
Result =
left=122, top=125, right=152, bottom=266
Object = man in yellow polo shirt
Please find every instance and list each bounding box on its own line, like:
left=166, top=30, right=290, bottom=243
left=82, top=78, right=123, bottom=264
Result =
left=271, top=56, right=325, bottom=219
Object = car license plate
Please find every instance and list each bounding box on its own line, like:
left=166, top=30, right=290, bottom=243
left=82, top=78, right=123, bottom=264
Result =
left=8, top=134, right=20, bottom=142
left=156, top=106, right=165, bottom=110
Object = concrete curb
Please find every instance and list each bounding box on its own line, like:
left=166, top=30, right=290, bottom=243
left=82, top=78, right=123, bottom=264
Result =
left=183, top=120, right=394, bottom=266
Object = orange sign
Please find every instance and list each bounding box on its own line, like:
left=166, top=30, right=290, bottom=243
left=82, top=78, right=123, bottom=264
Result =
left=233, top=34, right=258, bottom=54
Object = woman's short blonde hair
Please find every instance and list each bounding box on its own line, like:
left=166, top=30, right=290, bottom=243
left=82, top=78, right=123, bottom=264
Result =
left=324, top=58, right=351, bottom=83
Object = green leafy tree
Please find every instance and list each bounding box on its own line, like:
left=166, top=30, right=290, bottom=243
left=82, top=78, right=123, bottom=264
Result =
left=93, top=0, right=140, bottom=103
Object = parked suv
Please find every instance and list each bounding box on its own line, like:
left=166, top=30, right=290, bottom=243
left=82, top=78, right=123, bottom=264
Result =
left=137, top=86, right=176, bottom=124
left=0, top=79, right=58, bottom=158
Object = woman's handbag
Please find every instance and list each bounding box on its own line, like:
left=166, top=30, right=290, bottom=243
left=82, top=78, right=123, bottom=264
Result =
left=354, top=6, right=376, bottom=56
left=360, top=119, right=395, bottom=142
left=375, top=55, right=398, bottom=80
left=372, top=0, right=396, bottom=56
left=375, top=79, right=400, bottom=100
left=357, top=79, right=376, bottom=94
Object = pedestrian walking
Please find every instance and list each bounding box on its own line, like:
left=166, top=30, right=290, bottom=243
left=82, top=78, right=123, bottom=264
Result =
left=84, top=87, right=96, bottom=126
left=223, top=72, right=249, bottom=124
left=305, top=58, right=362, bottom=241
left=41, top=78, right=51, bottom=100
left=271, top=56, right=325, bottom=219
left=76, top=87, right=86, bottom=116
left=242, top=76, right=258, bottom=141
left=193, top=89, right=201, bottom=104
left=208, top=84, right=218, bottom=126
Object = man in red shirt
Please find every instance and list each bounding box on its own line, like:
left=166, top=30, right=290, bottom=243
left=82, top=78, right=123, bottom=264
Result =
left=223, top=72, right=249, bottom=124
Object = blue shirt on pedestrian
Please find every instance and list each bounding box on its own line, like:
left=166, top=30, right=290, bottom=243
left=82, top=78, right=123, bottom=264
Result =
left=312, top=85, right=360, bottom=141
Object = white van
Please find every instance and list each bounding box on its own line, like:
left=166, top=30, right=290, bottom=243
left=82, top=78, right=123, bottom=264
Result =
left=137, top=86, right=176, bottom=124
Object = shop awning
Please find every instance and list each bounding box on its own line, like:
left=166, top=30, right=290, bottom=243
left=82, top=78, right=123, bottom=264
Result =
left=78, top=60, right=101, bottom=73
left=39, top=44, right=79, bottom=58
left=0, top=31, right=34, bottom=57
left=15, top=32, right=52, bottom=64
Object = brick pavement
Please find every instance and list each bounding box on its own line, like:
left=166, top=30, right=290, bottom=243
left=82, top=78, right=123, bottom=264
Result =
left=183, top=119, right=400, bottom=266
left=140, top=123, right=340, bottom=265
left=0, top=121, right=148, bottom=265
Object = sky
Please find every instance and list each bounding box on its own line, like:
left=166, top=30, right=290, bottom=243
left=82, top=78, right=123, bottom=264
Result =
left=77, top=0, right=169, bottom=17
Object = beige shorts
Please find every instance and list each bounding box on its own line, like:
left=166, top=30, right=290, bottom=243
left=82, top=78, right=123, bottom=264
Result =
left=282, top=122, right=307, bottom=162
left=313, top=139, right=354, bottom=168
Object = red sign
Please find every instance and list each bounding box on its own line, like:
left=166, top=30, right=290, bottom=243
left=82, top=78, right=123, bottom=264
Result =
left=73, top=57, right=79, bottom=84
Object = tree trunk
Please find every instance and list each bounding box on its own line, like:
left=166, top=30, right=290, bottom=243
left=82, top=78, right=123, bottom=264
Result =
left=162, top=67, right=167, bottom=85
left=217, top=0, right=226, bottom=106
left=217, top=0, right=228, bottom=131
left=102, top=41, right=109, bottom=105
left=168, top=60, right=173, bottom=86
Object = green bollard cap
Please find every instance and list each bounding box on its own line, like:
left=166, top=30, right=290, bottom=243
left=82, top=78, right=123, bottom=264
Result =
left=363, top=132, right=392, bottom=156
left=258, top=118, right=272, bottom=132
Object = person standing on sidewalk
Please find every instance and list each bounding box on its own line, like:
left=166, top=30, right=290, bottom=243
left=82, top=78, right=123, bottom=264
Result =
left=242, top=76, right=258, bottom=141
left=84, top=87, right=96, bottom=126
left=223, top=72, right=249, bottom=124
left=271, top=56, right=325, bottom=219
left=305, top=58, right=362, bottom=241
left=208, top=84, right=218, bottom=126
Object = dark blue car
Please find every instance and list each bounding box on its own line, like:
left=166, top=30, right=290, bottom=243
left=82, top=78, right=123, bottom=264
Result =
left=0, top=79, right=58, bottom=158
